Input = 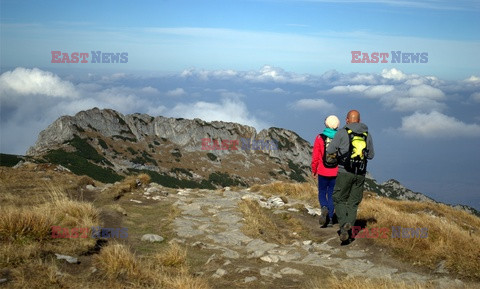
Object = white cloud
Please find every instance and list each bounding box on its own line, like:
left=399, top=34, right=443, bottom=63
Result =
left=329, top=85, right=369, bottom=94
left=182, top=66, right=310, bottom=84
left=146, top=105, right=167, bottom=117
left=328, top=84, right=394, bottom=98
left=245, top=65, right=309, bottom=83
left=167, top=98, right=268, bottom=130
left=383, top=95, right=446, bottom=112
left=407, top=84, right=445, bottom=100
left=141, top=86, right=159, bottom=94
left=405, top=78, right=425, bottom=86
left=272, top=88, right=285, bottom=93
left=381, top=68, right=408, bottom=81
left=261, top=87, right=286, bottom=94
left=399, top=111, right=480, bottom=137
left=0, top=67, right=78, bottom=98
left=181, top=68, right=238, bottom=80
left=326, top=69, right=448, bottom=112
left=292, top=98, right=335, bottom=111
left=101, top=73, right=127, bottom=82
left=364, top=85, right=395, bottom=97
left=166, top=88, right=186, bottom=97
left=350, top=74, right=377, bottom=84
left=464, top=75, right=480, bottom=84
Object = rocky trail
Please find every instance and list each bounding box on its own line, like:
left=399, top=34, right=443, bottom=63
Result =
left=126, top=184, right=467, bottom=289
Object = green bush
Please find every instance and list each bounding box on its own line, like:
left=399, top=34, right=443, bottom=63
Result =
left=113, top=135, right=137, bottom=142
left=68, top=135, right=104, bottom=163
left=128, top=169, right=214, bottom=189
left=98, top=138, right=108, bottom=149
left=287, top=160, right=306, bottom=182
left=206, top=153, right=217, bottom=161
left=208, top=172, right=247, bottom=187
left=45, top=149, right=123, bottom=183
left=171, top=167, right=193, bottom=177
left=127, top=147, right=137, bottom=155
left=171, top=149, right=182, bottom=158
left=0, top=153, right=22, bottom=167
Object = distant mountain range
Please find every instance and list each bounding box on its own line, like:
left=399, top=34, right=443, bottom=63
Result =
left=1, top=107, right=478, bottom=216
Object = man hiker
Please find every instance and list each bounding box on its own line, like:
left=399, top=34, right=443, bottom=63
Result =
left=311, top=115, right=340, bottom=228
left=326, top=110, right=374, bottom=243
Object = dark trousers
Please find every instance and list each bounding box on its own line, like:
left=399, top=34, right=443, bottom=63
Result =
left=317, top=175, right=336, bottom=218
left=332, top=171, right=365, bottom=227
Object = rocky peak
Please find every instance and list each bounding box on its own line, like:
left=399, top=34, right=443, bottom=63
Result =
left=26, top=108, right=313, bottom=186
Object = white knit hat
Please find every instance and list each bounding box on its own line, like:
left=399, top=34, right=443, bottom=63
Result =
left=325, top=115, right=340, bottom=129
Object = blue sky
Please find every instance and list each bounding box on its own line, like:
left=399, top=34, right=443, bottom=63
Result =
left=1, top=0, right=480, bottom=210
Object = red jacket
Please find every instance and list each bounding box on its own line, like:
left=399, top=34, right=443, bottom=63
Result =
left=311, top=134, right=338, bottom=177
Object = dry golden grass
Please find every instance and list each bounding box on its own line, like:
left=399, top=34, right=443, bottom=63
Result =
left=307, top=276, right=435, bottom=289
left=250, top=181, right=318, bottom=206
left=358, top=194, right=480, bottom=280
left=161, top=274, right=210, bottom=289
left=0, top=166, right=209, bottom=288
left=308, top=275, right=480, bottom=289
left=103, top=173, right=151, bottom=200
left=93, top=243, right=141, bottom=280
left=76, top=175, right=96, bottom=188
left=9, top=259, right=69, bottom=289
left=0, top=242, right=43, bottom=267
left=153, top=243, right=187, bottom=268
left=0, top=165, right=86, bottom=206
left=0, top=206, right=53, bottom=242
left=238, top=199, right=287, bottom=244
left=92, top=242, right=209, bottom=288
left=1, top=182, right=100, bottom=268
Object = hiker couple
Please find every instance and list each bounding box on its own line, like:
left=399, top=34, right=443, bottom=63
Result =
left=311, top=110, right=375, bottom=243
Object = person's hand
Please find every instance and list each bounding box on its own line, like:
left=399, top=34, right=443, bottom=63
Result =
left=312, top=173, right=317, bottom=178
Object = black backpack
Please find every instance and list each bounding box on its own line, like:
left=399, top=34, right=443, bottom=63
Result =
left=339, top=128, right=368, bottom=175
left=319, top=134, right=337, bottom=168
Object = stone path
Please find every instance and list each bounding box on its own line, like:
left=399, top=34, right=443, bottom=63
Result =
left=138, top=185, right=467, bottom=288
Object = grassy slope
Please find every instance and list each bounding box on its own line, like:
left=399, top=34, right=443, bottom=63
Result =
left=1, top=165, right=479, bottom=288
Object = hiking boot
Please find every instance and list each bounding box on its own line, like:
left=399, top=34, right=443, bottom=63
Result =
left=339, top=222, right=351, bottom=242
left=326, top=218, right=333, bottom=227
left=331, top=213, right=339, bottom=225
left=318, top=206, right=329, bottom=226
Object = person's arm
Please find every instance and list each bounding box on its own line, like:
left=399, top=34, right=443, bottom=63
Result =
left=367, top=133, right=375, bottom=160
left=311, top=135, right=322, bottom=176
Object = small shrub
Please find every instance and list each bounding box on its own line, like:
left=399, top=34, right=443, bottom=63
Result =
left=94, top=243, right=140, bottom=280
left=0, top=207, right=53, bottom=242
left=0, top=153, right=22, bottom=167
left=153, top=243, right=187, bottom=268
left=208, top=172, right=247, bottom=187
left=127, top=147, right=137, bottom=155
left=45, top=149, right=123, bottom=183
left=171, top=168, right=193, bottom=177
left=171, top=149, right=182, bottom=158
left=98, top=138, right=108, bottom=149
left=206, top=153, right=217, bottom=161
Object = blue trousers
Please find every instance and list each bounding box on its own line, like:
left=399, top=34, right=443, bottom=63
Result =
left=317, top=175, right=336, bottom=218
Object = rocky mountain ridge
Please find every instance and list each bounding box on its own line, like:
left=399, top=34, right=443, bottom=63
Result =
left=9, top=107, right=478, bottom=216
left=26, top=107, right=312, bottom=187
